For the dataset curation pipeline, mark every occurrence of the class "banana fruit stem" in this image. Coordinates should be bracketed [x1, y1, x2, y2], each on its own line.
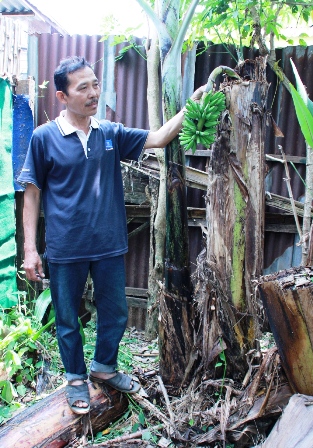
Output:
[205, 65, 241, 94]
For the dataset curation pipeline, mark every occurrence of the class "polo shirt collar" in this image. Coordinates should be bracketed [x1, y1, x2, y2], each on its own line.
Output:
[55, 111, 100, 136]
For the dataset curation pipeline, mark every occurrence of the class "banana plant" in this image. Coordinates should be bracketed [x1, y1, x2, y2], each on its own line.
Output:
[289, 59, 313, 148]
[289, 59, 313, 265]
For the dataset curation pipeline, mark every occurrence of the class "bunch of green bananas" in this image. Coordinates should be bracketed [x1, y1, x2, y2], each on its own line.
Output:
[179, 90, 226, 153]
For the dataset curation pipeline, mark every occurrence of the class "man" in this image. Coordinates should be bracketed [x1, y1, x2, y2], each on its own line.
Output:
[18, 56, 204, 414]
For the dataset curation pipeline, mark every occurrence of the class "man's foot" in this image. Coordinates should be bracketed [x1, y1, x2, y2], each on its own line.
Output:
[89, 371, 140, 394]
[65, 380, 90, 414]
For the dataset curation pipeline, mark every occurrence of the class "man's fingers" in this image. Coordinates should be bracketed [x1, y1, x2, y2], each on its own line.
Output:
[24, 258, 45, 282]
[25, 268, 43, 282]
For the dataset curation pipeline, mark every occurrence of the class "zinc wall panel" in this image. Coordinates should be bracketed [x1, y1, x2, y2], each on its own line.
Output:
[35, 34, 313, 289]
[37, 33, 104, 125]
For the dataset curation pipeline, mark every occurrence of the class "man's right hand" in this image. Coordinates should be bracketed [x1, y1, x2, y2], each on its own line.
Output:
[23, 250, 45, 282]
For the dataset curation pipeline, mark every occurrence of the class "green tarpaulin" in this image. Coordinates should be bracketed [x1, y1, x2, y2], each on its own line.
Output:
[0, 78, 18, 308]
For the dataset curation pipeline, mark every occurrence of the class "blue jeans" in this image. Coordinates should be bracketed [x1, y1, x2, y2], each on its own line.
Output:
[48, 256, 128, 382]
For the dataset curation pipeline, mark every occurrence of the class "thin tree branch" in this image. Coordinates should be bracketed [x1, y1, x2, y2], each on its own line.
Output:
[157, 375, 175, 424]
[89, 424, 163, 446]
[279, 145, 303, 241]
[302, 144, 313, 265]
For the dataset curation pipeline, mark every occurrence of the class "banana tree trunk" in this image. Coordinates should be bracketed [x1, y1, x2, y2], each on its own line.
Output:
[158, 0, 193, 387]
[195, 58, 268, 379]
[136, 0, 200, 386]
[259, 266, 313, 395]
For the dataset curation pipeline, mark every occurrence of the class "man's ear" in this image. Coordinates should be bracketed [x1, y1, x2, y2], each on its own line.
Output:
[56, 90, 67, 105]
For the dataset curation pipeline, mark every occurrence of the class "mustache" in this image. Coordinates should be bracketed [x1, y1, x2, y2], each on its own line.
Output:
[85, 99, 98, 106]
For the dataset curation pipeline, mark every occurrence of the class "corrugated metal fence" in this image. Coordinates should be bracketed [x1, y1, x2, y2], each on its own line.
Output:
[15, 32, 313, 329]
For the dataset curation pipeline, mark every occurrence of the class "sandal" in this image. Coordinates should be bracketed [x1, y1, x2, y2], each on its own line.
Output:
[65, 382, 90, 415]
[89, 372, 141, 394]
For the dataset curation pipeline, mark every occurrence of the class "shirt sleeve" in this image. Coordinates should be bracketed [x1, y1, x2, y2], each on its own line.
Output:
[110, 122, 149, 161]
[16, 130, 47, 190]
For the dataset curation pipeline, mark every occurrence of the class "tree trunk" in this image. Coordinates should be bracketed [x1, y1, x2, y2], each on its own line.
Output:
[157, 0, 192, 387]
[194, 58, 268, 380]
[145, 4, 165, 340]
[0, 382, 128, 447]
[259, 266, 313, 395]
[136, 0, 200, 386]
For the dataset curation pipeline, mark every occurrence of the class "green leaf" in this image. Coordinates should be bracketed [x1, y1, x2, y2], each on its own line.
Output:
[1, 380, 17, 403]
[16, 384, 27, 396]
[4, 350, 21, 367]
[78, 318, 85, 346]
[291, 58, 313, 110]
[34, 288, 52, 322]
[138, 410, 145, 426]
[289, 83, 313, 148]
[142, 430, 152, 441]
[215, 362, 223, 367]
[15, 374, 23, 383]
[299, 38, 307, 47]
[24, 357, 33, 366]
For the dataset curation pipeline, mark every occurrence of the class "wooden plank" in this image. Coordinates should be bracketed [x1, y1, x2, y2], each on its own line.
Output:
[266, 153, 307, 164]
[265, 192, 312, 217]
[187, 207, 206, 219]
[144, 151, 306, 162]
[126, 296, 147, 309]
[185, 149, 212, 157]
[135, 156, 209, 190]
[188, 219, 207, 227]
[126, 204, 150, 218]
[125, 287, 148, 297]
[265, 224, 298, 233]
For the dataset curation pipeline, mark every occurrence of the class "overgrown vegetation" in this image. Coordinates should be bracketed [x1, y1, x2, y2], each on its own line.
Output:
[0, 286, 159, 428]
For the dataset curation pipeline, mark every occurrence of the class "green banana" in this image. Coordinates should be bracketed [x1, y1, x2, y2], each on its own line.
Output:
[179, 90, 226, 153]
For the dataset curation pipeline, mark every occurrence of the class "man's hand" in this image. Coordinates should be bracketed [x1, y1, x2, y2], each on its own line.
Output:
[23, 183, 43, 282]
[23, 249, 45, 282]
[190, 85, 206, 102]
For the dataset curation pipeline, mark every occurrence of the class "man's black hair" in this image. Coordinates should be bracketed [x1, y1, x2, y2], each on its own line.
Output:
[54, 56, 93, 94]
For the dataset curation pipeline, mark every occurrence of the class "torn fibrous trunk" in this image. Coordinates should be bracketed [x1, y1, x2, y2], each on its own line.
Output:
[194, 57, 268, 380]
[259, 266, 313, 395]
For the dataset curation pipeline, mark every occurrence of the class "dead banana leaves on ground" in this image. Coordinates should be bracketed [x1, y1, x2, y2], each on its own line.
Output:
[179, 90, 225, 153]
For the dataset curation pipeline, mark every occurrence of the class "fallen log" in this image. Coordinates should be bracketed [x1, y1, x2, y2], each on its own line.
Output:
[253, 394, 313, 448]
[259, 266, 313, 395]
[0, 381, 128, 447]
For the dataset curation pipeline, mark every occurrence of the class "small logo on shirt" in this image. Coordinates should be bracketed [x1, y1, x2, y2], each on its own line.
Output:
[105, 139, 113, 150]
[22, 168, 30, 172]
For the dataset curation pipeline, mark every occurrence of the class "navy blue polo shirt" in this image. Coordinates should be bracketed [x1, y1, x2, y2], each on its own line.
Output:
[17, 117, 149, 263]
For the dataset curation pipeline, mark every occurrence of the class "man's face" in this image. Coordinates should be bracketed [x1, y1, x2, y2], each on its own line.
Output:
[59, 66, 101, 117]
